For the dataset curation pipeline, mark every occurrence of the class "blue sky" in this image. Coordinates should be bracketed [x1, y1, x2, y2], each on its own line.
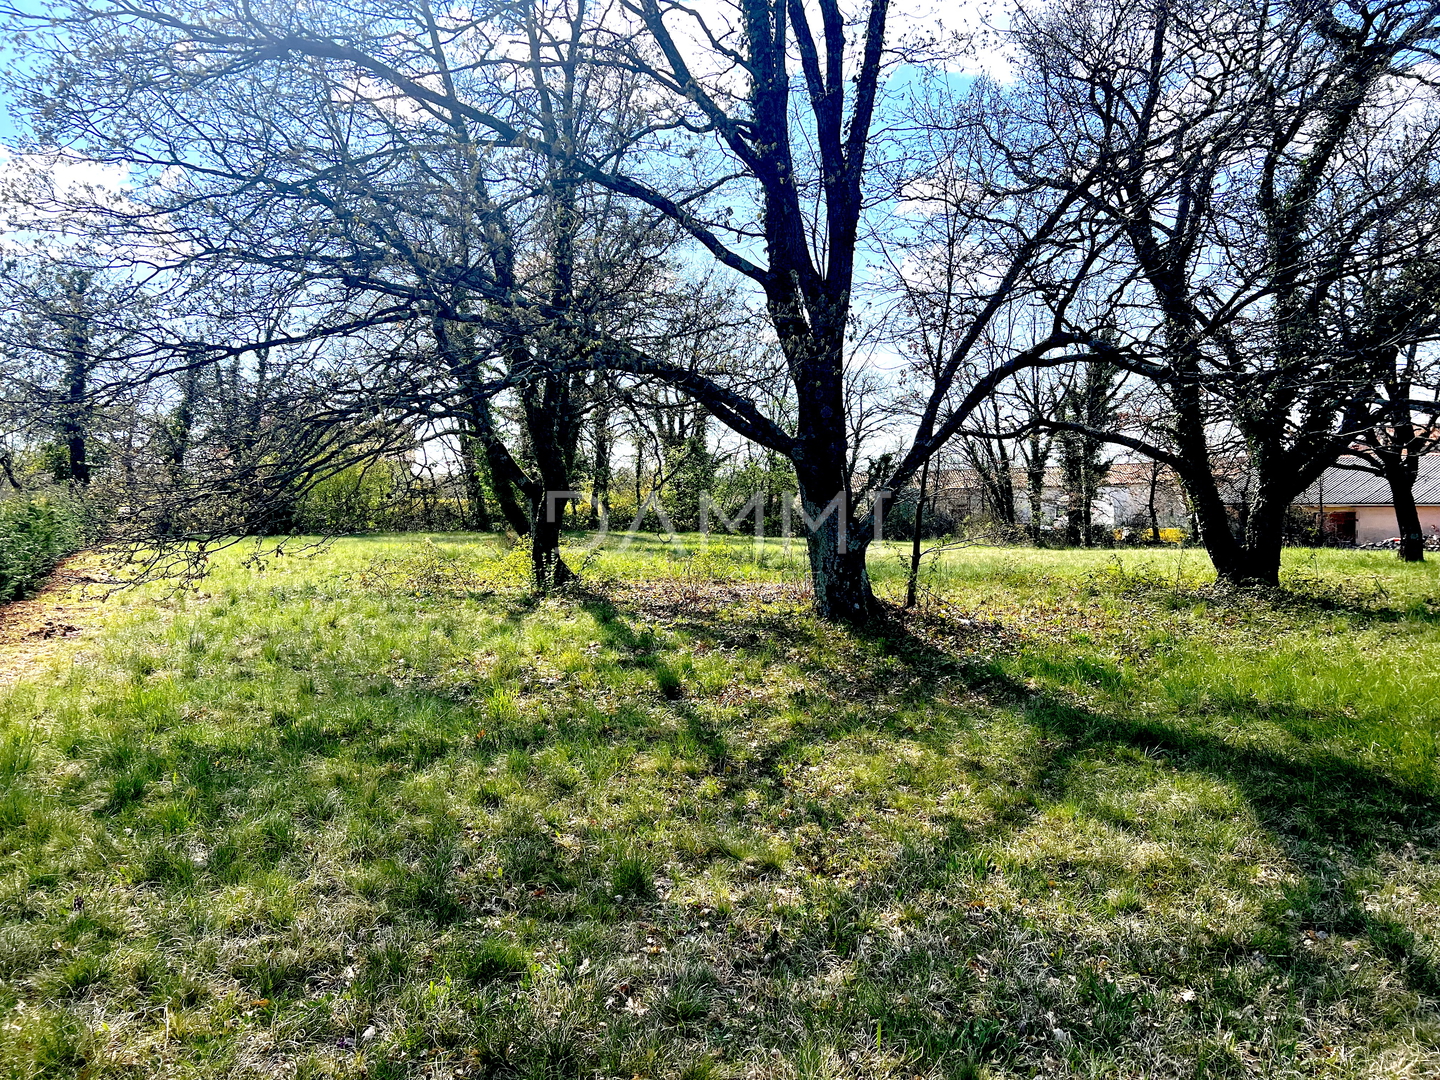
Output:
[0, 33, 33, 147]
[0, 79, 19, 145]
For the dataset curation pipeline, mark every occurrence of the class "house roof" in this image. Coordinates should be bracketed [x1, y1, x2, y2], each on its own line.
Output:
[1297, 455, 1440, 507]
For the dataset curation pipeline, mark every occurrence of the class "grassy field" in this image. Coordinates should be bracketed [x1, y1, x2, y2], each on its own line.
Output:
[0, 534, 1436, 1079]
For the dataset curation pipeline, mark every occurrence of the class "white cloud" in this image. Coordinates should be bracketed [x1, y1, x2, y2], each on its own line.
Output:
[0, 146, 135, 210]
[0, 145, 194, 268]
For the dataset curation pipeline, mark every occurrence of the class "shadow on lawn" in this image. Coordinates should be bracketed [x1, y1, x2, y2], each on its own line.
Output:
[598, 583, 1440, 991]
[858, 606, 1440, 999]
[552, 588, 1439, 1071]
[13, 579, 1435, 1078]
[1029, 697, 1440, 993]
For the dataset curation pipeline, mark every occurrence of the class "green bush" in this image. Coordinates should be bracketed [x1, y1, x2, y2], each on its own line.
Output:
[0, 493, 84, 602]
[292, 461, 402, 534]
[291, 460, 473, 534]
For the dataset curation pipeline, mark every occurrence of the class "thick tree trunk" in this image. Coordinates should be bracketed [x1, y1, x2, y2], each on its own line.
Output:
[1216, 494, 1286, 588]
[529, 491, 575, 590]
[62, 354, 91, 486]
[805, 523, 874, 623]
[1061, 434, 1086, 546]
[788, 346, 876, 623]
[522, 373, 581, 590]
[1193, 511, 1245, 582]
[1381, 453, 1425, 562]
[794, 471, 875, 624]
[1213, 546, 1281, 588]
[524, 445, 573, 589]
[65, 432, 89, 485]
[1224, 538, 1283, 588]
[1172, 461, 1250, 584]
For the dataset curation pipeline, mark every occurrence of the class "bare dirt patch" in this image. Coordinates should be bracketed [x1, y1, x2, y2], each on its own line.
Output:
[0, 558, 110, 685]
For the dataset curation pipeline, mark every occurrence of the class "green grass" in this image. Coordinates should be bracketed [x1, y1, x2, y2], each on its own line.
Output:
[0, 533, 1436, 1078]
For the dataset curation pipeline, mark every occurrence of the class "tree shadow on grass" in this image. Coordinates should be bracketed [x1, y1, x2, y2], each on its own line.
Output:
[10, 579, 1436, 1079]
[596, 586, 1439, 1002]
[859, 606, 1440, 997]
[568, 590, 1440, 1071]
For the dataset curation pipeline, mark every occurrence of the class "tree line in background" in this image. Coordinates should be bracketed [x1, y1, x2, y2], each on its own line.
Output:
[0, 0, 1437, 623]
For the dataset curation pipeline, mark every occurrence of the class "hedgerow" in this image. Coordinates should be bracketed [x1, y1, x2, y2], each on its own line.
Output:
[0, 491, 84, 601]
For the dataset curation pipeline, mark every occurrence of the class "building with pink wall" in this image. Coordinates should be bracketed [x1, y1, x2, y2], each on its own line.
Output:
[1294, 457, 1440, 545]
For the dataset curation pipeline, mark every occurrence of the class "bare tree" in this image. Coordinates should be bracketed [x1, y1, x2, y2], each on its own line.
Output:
[4, 0, 699, 586]
[0, 256, 156, 488]
[5, 0, 1124, 621]
[1347, 346, 1440, 560]
[1008, 0, 1440, 585]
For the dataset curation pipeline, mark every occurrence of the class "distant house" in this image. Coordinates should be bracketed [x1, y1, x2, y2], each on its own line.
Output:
[1294, 456, 1440, 545]
[1090, 462, 1191, 530]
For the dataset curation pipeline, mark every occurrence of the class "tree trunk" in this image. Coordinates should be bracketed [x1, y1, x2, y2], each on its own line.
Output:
[794, 477, 875, 624]
[591, 403, 611, 529]
[523, 404, 574, 588]
[1368, 361, 1427, 564]
[1215, 492, 1286, 588]
[485, 444, 531, 535]
[994, 439, 1016, 525]
[1227, 539, 1283, 588]
[57, 274, 94, 486]
[456, 428, 492, 532]
[468, 397, 531, 536]
[805, 521, 875, 623]
[905, 454, 930, 609]
[787, 328, 876, 624]
[1214, 545, 1281, 588]
[62, 350, 91, 486]
[1381, 452, 1425, 562]
[529, 490, 575, 590]
[1027, 450, 1046, 543]
[527, 495, 574, 590]
[521, 372, 581, 590]
[1171, 460, 1249, 585]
